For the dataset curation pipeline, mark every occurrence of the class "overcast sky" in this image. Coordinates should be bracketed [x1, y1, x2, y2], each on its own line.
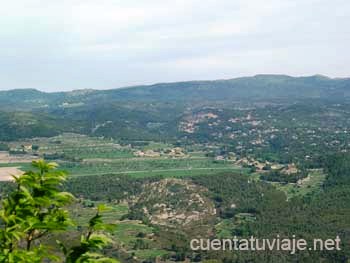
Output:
[0, 0, 349, 91]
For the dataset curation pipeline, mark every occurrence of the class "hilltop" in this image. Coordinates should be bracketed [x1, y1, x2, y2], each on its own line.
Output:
[1, 75, 350, 110]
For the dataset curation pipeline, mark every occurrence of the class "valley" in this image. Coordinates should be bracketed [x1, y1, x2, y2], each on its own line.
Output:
[1, 75, 350, 262]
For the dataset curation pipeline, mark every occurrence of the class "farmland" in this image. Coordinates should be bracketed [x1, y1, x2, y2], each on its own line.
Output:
[0, 110, 348, 262]
[1, 75, 350, 262]
[2, 133, 247, 179]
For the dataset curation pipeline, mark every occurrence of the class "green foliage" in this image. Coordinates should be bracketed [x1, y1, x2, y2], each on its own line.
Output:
[0, 160, 73, 261]
[260, 170, 307, 183]
[0, 160, 118, 263]
[0, 143, 9, 151]
[0, 112, 64, 141]
[1, 75, 349, 142]
[2, 75, 350, 262]
[58, 204, 117, 263]
[243, 154, 350, 262]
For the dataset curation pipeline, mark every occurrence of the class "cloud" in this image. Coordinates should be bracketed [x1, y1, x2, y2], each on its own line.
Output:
[0, 0, 349, 91]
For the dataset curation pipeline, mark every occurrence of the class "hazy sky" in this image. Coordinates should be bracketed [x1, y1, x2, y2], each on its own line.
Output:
[0, 0, 349, 91]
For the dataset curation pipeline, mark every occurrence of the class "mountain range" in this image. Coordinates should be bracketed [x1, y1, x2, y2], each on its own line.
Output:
[1, 75, 350, 111]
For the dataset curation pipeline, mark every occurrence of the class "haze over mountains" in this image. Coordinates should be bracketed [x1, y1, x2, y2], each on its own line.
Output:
[1, 75, 350, 110]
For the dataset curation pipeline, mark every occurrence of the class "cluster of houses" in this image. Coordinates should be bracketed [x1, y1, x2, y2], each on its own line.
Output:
[180, 112, 219, 133]
[235, 156, 298, 174]
[133, 147, 186, 158]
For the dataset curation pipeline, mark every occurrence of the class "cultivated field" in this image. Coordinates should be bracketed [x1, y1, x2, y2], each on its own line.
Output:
[1, 133, 248, 179]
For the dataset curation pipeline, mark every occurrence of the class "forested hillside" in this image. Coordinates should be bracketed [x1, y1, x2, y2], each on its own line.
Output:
[1, 75, 350, 143]
[1, 75, 350, 109]
[1, 75, 350, 262]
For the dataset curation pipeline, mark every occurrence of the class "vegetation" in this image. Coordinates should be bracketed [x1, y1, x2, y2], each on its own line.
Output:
[1, 76, 350, 262]
[0, 160, 118, 263]
[0, 144, 9, 151]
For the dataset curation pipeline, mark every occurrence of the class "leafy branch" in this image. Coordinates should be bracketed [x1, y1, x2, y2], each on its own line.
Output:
[0, 160, 118, 263]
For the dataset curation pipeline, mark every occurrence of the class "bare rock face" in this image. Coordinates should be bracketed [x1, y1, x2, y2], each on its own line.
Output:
[131, 178, 216, 227]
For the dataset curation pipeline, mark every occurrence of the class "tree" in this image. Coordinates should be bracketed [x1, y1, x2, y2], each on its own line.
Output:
[0, 143, 9, 151]
[32, 145, 39, 151]
[0, 160, 118, 263]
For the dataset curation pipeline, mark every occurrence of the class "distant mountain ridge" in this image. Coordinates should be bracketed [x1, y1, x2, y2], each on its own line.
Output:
[0, 74, 350, 142]
[1, 74, 350, 110]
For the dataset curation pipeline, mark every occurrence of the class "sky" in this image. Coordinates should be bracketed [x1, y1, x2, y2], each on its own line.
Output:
[0, 0, 349, 91]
